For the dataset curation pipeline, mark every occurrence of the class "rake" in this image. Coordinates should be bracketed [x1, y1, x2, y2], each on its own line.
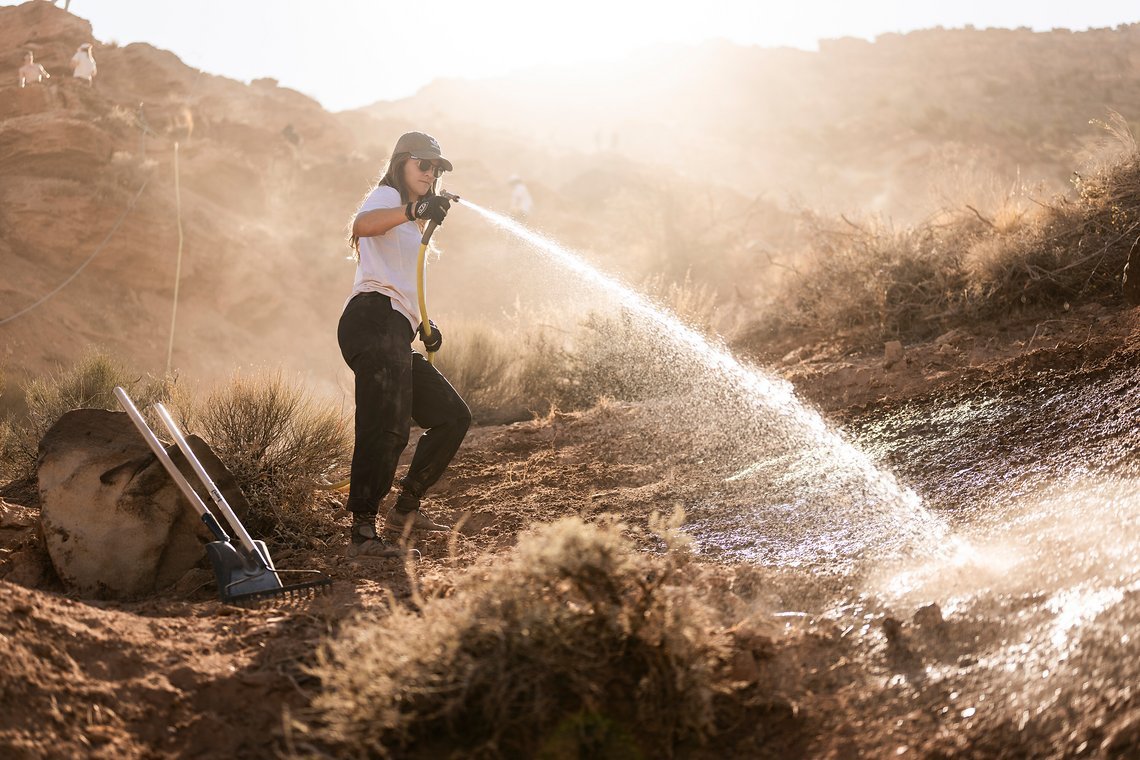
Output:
[114, 387, 332, 605]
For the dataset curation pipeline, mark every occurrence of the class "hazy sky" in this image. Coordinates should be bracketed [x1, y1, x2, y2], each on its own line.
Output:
[8, 0, 1139, 110]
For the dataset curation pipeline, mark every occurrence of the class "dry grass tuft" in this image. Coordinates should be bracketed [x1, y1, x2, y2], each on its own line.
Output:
[1, 351, 169, 485]
[306, 513, 724, 758]
[433, 319, 565, 423]
[188, 371, 349, 544]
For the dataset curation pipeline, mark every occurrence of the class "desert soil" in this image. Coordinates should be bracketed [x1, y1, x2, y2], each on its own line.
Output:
[3, 304, 1140, 758]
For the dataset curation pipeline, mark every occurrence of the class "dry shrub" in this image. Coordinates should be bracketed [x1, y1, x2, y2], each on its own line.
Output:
[756, 127, 1140, 348]
[437, 271, 726, 417]
[963, 136, 1140, 308]
[0, 417, 18, 486]
[757, 213, 984, 347]
[642, 270, 723, 335]
[555, 274, 724, 409]
[307, 514, 724, 758]
[3, 351, 168, 484]
[189, 372, 349, 543]
[433, 320, 564, 423]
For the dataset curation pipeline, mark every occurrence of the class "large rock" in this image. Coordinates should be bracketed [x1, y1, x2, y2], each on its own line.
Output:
[37, 408, 252, 599]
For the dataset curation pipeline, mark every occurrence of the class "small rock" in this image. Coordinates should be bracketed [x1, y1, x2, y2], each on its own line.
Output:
[913, 602, 944, 628]
[882, 616, 904, 643]
[883, 341, 905, 370]
[0, 500, 36, 529]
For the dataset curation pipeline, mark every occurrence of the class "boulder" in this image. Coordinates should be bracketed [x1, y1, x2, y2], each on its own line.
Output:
[37, 408, 251, 599]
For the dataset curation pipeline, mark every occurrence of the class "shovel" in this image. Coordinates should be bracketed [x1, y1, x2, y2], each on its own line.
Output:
[114, 387, 331, 605]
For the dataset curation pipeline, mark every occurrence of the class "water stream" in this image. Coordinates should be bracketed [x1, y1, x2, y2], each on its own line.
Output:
[458, 201, 950, 571]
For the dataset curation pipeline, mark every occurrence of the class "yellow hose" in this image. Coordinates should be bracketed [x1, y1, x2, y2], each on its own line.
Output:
[416, 239, 435, 366]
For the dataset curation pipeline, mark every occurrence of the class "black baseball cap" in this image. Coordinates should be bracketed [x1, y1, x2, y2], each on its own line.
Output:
[392, 131, 453, 172]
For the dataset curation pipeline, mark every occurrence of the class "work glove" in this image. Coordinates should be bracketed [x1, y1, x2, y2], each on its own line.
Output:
[417, 320, 443, 352]
[412, 195, 451, 225]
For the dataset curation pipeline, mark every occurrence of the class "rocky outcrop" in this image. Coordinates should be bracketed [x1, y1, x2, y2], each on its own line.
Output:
[37, 408, 250, 599]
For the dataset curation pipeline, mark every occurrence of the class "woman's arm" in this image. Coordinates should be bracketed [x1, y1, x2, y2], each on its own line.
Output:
[352, 205, 411, 238]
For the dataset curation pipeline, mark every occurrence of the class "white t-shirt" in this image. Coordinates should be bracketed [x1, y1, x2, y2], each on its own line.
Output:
[510, 182, 533, 215]
[70, 52, 95, 81]
[347, 185, 424, 331]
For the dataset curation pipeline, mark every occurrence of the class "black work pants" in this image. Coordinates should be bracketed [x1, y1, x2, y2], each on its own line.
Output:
[337, 292, 471, 516]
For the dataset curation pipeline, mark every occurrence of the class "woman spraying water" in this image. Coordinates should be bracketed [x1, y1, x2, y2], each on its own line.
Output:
[339, 132, 471, 558]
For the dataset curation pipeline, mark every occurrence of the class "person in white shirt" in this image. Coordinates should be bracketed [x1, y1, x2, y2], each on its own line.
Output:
[338, 131, 470, 558]
[18, 51, 50, 87]
[509, 175, 533, 218]
[70, 43, 95, 85]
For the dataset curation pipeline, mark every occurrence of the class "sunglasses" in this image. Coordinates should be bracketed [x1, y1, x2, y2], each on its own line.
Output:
[413, 158, 446, 178]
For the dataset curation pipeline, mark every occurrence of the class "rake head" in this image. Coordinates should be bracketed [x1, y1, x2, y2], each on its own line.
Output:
[223, 570, 333, 607]
[206, 539, 332, 606]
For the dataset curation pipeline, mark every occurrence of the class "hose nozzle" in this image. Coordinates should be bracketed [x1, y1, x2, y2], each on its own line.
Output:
[441, 189, 461, 203]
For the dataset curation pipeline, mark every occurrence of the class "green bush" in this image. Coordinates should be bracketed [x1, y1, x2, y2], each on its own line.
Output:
[188, 372, 350, 543]
[307, 514, 724, 758]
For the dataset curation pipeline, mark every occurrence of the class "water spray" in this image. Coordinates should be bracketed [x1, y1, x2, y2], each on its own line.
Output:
[453, 199, 949, 567]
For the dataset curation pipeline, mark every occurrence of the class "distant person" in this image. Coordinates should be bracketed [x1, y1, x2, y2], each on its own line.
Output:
[136, 102, 154, 154]
[282, 123, 301, 147]
[70, 43, 95, 85]
[338, 131, 470, 558]
[509, 175, 533, 219]
[18, 51, 50, 87]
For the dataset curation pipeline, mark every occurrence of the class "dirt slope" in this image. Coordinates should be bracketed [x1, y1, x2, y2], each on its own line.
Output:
[2, 305, 1139, 757]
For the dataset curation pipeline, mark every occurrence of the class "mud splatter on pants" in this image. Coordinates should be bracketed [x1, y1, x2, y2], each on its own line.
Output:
[337, 292, 471, 517]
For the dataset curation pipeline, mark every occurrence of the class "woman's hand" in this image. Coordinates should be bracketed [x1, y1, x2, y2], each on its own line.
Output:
[417, 320, 443, 352]
[413, 195, 451, 225]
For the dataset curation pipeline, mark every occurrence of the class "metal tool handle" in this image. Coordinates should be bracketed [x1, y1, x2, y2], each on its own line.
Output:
[153, 402, 267, 564]
[113, 387, 231, 541]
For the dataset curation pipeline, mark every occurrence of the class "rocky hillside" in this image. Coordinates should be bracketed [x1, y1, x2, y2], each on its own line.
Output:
[363, 24, 1140, 216]
[4, 1, 1139, 405]
[0, 2, 372, 398]
[1, 2, 792, 403]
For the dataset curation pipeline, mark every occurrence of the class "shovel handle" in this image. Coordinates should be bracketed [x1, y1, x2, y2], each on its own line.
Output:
[153, 403, 267, 564]
[113, 387, 230, 542]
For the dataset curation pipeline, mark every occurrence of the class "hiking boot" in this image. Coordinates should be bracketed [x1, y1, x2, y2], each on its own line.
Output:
[384, 493, 450, 534]
[347, 517, 402, 558]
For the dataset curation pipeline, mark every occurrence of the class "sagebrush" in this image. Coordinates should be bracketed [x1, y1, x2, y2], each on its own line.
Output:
[188, 372, 349, 543]
[307, 514, 725, 758]
[755, 127, 1140, 348]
